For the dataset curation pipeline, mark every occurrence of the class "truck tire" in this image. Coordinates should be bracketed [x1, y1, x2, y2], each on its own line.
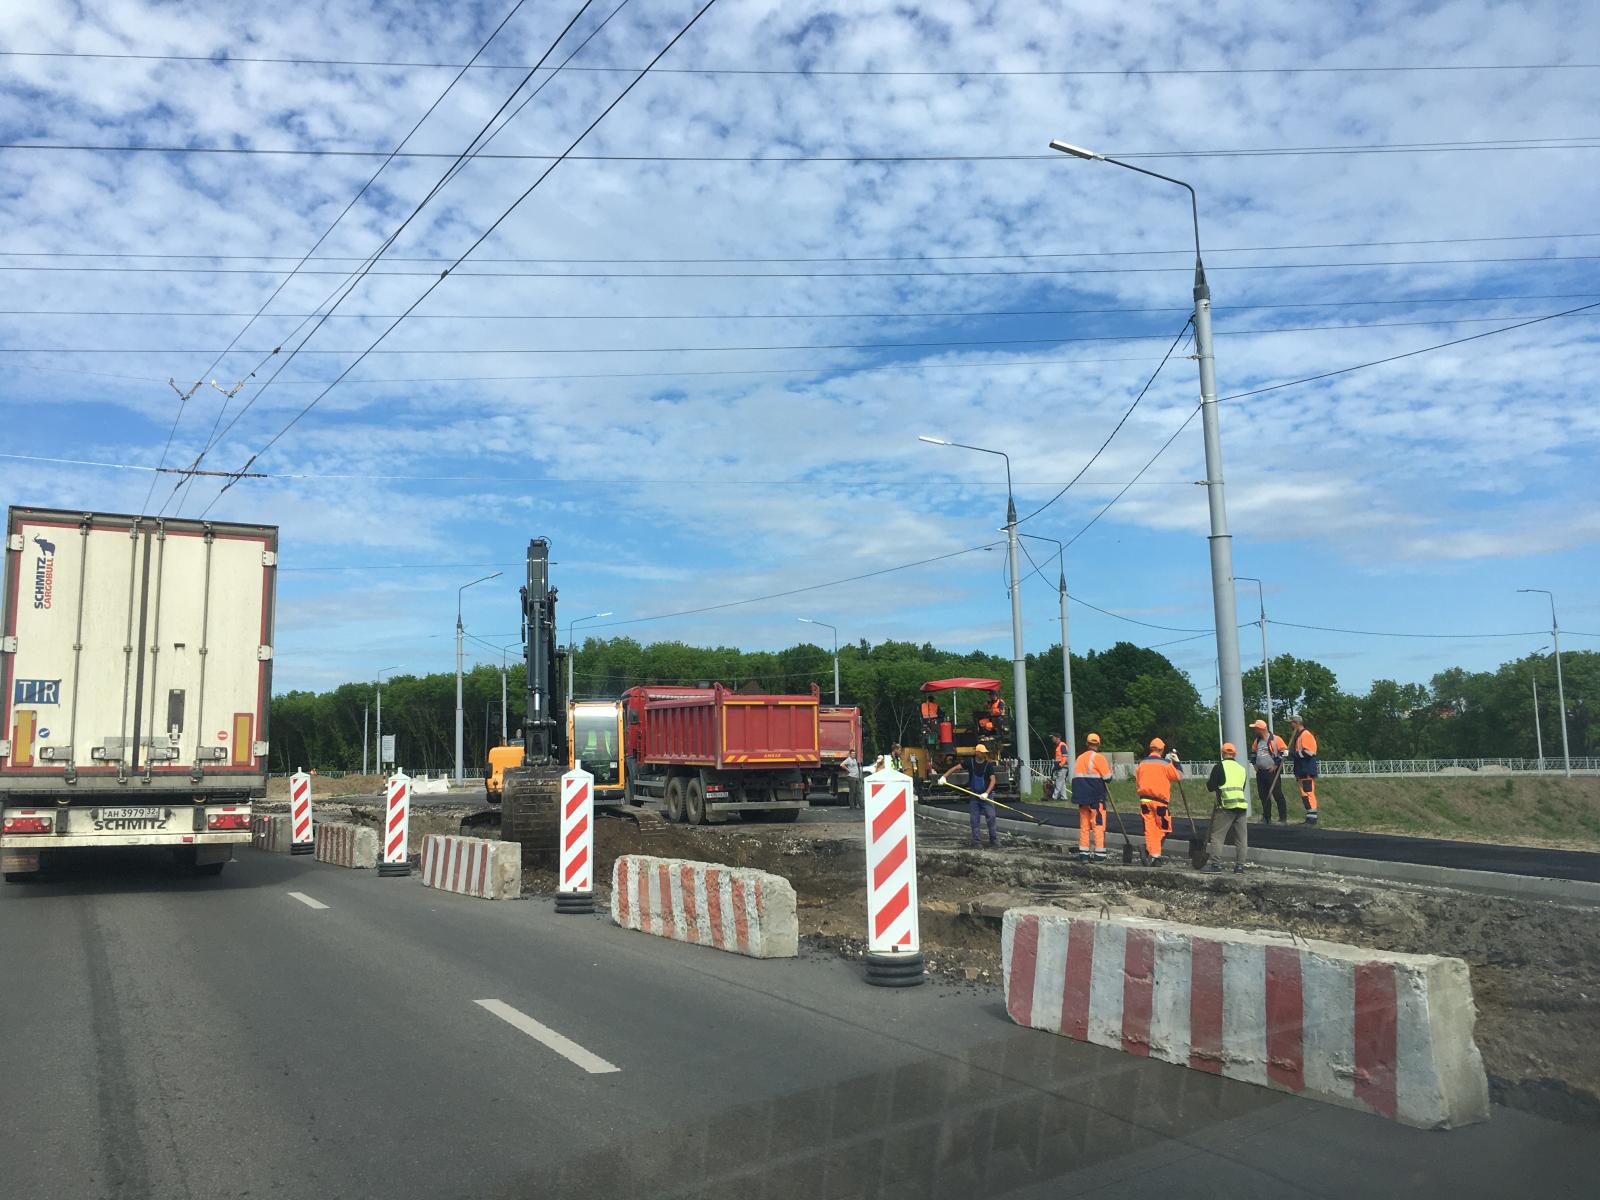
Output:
[665, 776, 687, 823]
[685, 778, 707, 825]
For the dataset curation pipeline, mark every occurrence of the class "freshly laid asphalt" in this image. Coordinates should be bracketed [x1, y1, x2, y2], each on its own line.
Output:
[3, 848, 1597, 1199]
[922, 796, 1600, 883]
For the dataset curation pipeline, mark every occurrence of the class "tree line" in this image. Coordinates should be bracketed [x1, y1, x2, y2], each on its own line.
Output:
[264, 637, 1595, 773]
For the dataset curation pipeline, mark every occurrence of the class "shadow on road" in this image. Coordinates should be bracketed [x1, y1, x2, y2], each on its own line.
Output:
[2, 847, 319, 898]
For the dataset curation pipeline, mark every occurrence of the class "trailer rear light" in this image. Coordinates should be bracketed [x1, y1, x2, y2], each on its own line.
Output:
[2, 815, 53, 834]
[206, 813, 253, 831]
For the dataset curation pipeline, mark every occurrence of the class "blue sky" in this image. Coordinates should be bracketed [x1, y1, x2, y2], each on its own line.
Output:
[1, 0, 1597, 701]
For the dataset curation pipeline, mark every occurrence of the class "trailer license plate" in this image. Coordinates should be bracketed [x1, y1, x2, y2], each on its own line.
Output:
[90, 807, 173, 831]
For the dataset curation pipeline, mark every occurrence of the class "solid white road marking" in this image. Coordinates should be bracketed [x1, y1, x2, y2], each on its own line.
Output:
[288, 891, 329, 910]
[474, 999, 621, 1075]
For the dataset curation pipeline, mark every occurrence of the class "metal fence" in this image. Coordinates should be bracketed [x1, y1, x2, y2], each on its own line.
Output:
[1026, 756, 1600, 781]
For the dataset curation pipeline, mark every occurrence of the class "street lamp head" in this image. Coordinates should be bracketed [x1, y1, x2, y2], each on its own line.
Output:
[917, 435, 951, 446]
[1049, 140, 1105, 161]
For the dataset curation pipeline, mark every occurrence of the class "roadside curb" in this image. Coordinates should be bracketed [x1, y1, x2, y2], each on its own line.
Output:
[914, 802, 1600, 907]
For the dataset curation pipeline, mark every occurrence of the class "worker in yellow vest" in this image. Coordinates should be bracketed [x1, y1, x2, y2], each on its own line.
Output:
[1201, 743, 1250, 874]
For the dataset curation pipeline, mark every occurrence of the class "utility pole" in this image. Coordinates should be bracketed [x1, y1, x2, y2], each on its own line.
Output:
[799, 618, 840, 705]
[1049, 140, 1246, 761]
[374, 664, 399, 775]
[456, 572, 503, 785]
[1235, 576, 1274, 741]
[1519, 590, 1571, 777]
[1021, 533, 1075, 778]
[1533, 668, 1545, 771]
[362, 702, 369, 775]
[919, 436, 1032, 793]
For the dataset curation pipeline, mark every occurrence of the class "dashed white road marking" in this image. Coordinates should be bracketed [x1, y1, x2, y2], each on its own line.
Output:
[288, 891, 329, 910]
[475, 998, 621, 1074]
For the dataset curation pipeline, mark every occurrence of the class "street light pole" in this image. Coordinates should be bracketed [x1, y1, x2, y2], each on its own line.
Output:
[919, 435, 1033, 792]
[1519, 590, 1571, 776]
[1234, 576, 1274, 742]
[1531, 647, 1548, 771]
[566, 612, 614, 704]
[374, 664, 400, 775]
[798, 618, 840, 704]
[1049, 139, 1247, 762]
[456, 572, 503, 784]
[1021, 533, 1075, 779]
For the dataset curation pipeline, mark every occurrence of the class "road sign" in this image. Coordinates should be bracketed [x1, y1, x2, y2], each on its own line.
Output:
[556, 768, 595, 914]
[289, 770, 314, 855]
[380, 734, 395, 766]
[379, 772, 411, 877]
[862, 767, 923, 987]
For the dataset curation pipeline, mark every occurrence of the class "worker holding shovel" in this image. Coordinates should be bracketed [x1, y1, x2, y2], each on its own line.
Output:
[1133, 739, 1184, 866]
[941, 743, 999, 849]
[1070, 732, 1113, 862]
[1201, 742, 1251, 874]
[1250, 719, 1288, 823]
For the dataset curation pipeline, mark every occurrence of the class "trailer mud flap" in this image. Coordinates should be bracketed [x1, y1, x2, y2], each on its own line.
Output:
[11, 709, 35, 766]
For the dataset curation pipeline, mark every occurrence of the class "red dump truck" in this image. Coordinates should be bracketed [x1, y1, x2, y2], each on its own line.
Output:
[807, 704, 862, 805]
[622, 683, 821, 824]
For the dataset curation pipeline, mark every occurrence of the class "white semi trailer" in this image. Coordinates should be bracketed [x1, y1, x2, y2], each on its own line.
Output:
[1, 508, 278, 881]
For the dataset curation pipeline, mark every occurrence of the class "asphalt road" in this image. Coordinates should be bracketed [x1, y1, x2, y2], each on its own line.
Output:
[923, 795, 1600, 882]
[5, 850, 1594, 1200]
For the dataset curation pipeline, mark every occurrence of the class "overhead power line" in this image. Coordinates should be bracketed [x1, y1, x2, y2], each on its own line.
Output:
[199, 0, 724, 514]
[3, 137, 1598, 163]
[6, 229, 1597, 265]
[5, 292, 1598, 323]
[4, 48, 1598, 76]
[1268, 619, 1548, 639]
[8, 253, 1598, 280]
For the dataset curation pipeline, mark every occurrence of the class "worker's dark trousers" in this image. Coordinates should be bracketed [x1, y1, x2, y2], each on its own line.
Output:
[1255, 769, 1287, 822]
[968, 797, 998, 845]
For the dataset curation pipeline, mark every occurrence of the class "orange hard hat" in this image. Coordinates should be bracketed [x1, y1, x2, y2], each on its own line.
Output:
[1086, 732, 1101, 745]
[1222, 742, 1237, 757]
[1250, 719, 1268, 731]
[1148, 737, 1165, 752]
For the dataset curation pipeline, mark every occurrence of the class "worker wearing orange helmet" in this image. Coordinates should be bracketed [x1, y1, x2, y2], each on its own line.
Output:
[1289, 717, 1320, 824]
[1133, 737, 1183, 865]
[1249, 719, 1289, 823]
[1069, 733, 1113, 861]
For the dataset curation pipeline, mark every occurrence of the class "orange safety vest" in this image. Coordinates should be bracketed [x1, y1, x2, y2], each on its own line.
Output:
[1074, 750, 1112, 779]
[1134, 755, 1182, 802]
[1053, 742, 1069, 767]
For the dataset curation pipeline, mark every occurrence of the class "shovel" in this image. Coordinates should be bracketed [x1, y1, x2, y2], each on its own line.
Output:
[936, 776, 1045, 825]
[1174, 779, 1209, 869]
[1108, 797, 1140, 865]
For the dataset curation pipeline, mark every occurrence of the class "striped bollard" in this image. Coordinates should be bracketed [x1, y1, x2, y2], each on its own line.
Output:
[863, 767, 923, 987]
[556, 767, 595, 914]
[379, 771, 411, 877]
[289, 769, 314, 855]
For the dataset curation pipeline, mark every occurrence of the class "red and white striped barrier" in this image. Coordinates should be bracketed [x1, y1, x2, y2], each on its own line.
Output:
[288, 770, 314, 855]
[611, 854, 797, 959]
[251, 814, 290, 853]
[419, 834, 521, 900]
[862, 767, 922, 985]
[1002, 907, 1489, 1129]
[380, 771, 411, 877]
[557, 768, 595, 914]
[314, 822, 378, 869]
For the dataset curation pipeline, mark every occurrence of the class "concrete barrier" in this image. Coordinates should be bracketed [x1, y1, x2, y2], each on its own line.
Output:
[251, 814, 291, 853]
[419, 834, 521, 900]
[412, 776, 452, 795]
[1001, 907, 1489, 1129]
[611, 854, 797, 959]
[315, 821, 379, 869]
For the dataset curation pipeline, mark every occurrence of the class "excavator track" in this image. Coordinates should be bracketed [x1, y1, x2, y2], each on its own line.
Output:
[500, 765, 564, 867]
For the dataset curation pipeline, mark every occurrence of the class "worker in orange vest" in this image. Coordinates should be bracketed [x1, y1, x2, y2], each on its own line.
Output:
[1133, 738, 1183, 865]
[1070, 732, 1113, 862]
[1289, 717, 1320, 824]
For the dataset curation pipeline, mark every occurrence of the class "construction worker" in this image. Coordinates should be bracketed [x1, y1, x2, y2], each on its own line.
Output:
[870, 743, 904, 773]
[1249, 719, 1289, 823]
[1133, 738, 1183, 865]
[1202, 742, 1250, 873]
[1289, 717, 1320, 824]
[919, 698, 941, 748]
[841, 747, 862, 807]
[942, 743, 998, 849]
[1071, 732, 1113, 862]
[1049, 734, 1070, 800]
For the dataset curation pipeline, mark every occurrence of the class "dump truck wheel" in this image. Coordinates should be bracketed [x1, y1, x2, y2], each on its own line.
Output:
[685, 778, 707, 825]
[665, 776, 687, 823]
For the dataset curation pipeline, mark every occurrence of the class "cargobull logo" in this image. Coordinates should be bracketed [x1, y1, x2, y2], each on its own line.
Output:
[31, 536, 56, 610]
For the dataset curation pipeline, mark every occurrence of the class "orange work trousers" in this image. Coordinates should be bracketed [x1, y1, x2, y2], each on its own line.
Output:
[1078, 803, 1105, 852]
[1139, 799, 1171, 860]
[1299, 776, 1319, 813]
